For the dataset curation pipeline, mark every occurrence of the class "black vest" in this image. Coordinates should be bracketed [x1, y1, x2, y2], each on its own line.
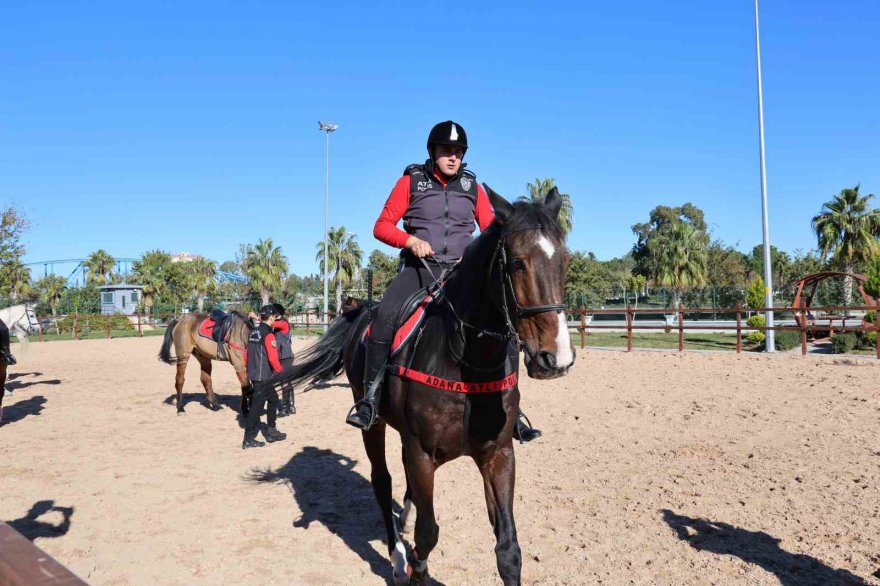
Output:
[402, 161, 479, 263]
[275, 319, 293, 361]
[246, 323, 274, 382]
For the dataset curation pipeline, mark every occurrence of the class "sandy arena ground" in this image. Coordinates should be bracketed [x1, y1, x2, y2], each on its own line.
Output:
[2, 336, 879, 585]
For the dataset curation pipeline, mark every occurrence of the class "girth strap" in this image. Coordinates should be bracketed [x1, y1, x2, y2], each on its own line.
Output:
[388, 365, 517, 394]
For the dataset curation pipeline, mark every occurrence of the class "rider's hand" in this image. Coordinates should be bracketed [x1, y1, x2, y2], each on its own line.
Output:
[405, 236, 434, 258]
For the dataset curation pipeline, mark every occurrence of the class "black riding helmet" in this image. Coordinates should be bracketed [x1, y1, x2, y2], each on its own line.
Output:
[272, 303, 285, 316]
[427, 120, 468, 158]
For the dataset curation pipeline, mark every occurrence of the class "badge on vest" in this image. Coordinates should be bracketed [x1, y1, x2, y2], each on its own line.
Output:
[416, 180, 433, 192]
[460, 177, 472, 191]
[271, 340, 277, 347]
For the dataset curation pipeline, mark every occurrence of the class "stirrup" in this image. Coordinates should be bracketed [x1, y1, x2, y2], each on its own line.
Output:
[345, 400, 379, 430]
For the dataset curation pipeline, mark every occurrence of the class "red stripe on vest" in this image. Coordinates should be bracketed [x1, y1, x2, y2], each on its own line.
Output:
[389, 365, 517, 394]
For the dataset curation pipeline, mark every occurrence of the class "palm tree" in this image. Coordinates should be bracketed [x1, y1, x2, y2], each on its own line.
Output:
[1, 260, 32, 302]
[132, 250, 172, 316]
[35, 274, 66, 333]
[524, 177, 574, 235]
[244, 239, 288, 306]
[83, 249, 116, 285]
[183, 257, 217, 312]
[812, 184, 880, 307]
[315, 227, 364, 313]
[655, 221, 708, 308]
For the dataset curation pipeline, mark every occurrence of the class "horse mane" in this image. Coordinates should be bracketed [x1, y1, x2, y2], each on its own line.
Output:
[227, 310, 254, 330]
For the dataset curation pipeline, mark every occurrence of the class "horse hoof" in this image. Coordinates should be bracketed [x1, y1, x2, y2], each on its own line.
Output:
[209, 403, 222, 412]
[177, 408, 185, 415]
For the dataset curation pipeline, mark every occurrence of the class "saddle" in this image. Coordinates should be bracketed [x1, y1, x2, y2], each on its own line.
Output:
[363, 279, 448, 359]
[198, 311, 234, 360]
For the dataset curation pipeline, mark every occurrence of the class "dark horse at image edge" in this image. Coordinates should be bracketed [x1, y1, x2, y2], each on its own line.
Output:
[283, 186, 575, 585]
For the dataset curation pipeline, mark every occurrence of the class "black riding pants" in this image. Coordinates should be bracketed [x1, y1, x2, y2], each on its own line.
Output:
[246, 380, 279, 435]
[279, 357, 294, 406]
[0, 319, 9, 355]
[371, 258, 453, 345]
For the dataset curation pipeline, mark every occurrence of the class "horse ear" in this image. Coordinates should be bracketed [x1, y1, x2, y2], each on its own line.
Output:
[484, 183, 513, 224]
[544, 186, 562, 219]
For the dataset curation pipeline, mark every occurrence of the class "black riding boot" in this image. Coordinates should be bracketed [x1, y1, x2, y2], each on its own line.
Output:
[0, 327, 15, 366]
[345, 338, 391, 430]
[513, 409, 542, 443]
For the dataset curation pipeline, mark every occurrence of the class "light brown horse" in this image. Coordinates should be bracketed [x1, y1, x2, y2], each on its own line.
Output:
[158, 311, 253, 414]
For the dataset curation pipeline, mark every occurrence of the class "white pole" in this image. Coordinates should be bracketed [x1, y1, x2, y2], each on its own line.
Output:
[755, 0, 775, 352]
[323, 130, 330, 332]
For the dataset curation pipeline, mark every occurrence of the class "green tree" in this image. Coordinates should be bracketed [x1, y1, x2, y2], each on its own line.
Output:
[131, 250, 173, 315]
[243, 238, 288, 306]
[315, 227, 363, 312]
[565, 251, 613, 308]
[0, 259, 33, 302]
[367, 249, 398, 299]
[632, 203, 707, 281]
[523, 177, 574, 235]
[748, 244, 792, 292]
[181, 257, 217, 312]
[35, 274, 67, 316]
[0, 207, 29, 267]
[83, 249, 116, 285]
[864, 257, 880, 301]
[746, 277, 765, 310]
[625, 274, 647, 309]
[812, 184, 880, 307]
[655, 221, 708, 308]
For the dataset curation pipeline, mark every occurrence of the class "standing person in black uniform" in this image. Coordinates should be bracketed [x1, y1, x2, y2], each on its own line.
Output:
[242, 305, 288, 449]
[272, 303, 296, 417]
[0, 318, 16, 365]
[344, 120, 542, 442]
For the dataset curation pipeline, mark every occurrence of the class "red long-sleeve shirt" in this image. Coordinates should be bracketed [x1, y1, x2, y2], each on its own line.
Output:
[263, 331, 283, 373]
[373, 172, 495, 249]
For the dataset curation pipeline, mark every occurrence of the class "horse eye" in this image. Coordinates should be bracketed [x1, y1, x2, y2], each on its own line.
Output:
[510, 258, 526, 272]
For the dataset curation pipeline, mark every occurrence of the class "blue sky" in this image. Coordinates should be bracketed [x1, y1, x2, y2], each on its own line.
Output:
[3, 1, 878, 277]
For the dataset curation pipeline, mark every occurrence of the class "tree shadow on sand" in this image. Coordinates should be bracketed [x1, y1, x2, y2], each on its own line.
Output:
[7, 500, 74, 541]
[1, 395, 47, 426]
[246, 446, 447, 585]
[662, 509, 870, 585]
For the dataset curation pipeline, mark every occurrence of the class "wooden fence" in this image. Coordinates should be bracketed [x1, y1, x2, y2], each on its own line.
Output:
[572, 303, 880, 359]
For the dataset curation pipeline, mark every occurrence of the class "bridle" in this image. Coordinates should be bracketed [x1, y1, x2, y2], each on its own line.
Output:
[420, 225, 567, 344]
[11, 303, 39, 336]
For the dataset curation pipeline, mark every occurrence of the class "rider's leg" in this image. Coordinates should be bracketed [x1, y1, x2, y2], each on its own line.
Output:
[0, 320, 15, 366]
[346, 259, 432, 430]
[513, 408, 542, 443]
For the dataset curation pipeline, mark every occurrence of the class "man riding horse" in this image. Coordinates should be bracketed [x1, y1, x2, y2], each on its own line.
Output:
[345, 120, 542, 442]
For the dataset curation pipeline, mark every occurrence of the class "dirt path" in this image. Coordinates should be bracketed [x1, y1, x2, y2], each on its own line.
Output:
[1, 337, 878, 585]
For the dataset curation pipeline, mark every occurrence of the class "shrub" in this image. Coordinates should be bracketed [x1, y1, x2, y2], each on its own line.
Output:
[746, 331, 766, 345]
[773, 331, 800, 351]
[747, 314, 765, 328]
[831, 333, 857, 354]
[858, 331, 877, 349]
[864, 310, 876, 325]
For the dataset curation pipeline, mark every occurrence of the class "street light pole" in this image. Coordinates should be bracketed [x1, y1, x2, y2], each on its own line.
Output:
[754, 0, 775, 352]
[318, 121, 338, 332]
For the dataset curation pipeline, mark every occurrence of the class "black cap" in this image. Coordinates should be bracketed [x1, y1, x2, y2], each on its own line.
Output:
[272, 303, 285, 315]
[427, 120, 468, 156]
[259, 304, 277, 317]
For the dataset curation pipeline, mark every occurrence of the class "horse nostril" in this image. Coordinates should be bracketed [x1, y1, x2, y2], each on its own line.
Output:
[537, 351, 557, 370]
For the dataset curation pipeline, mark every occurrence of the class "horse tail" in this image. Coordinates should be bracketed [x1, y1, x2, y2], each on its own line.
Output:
[285, 305, 370, 391]
[158, 318, 179, 364]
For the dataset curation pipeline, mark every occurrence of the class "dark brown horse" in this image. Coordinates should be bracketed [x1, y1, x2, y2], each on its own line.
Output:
[283, 186, 575, 585]
[158, 311, 254, 414]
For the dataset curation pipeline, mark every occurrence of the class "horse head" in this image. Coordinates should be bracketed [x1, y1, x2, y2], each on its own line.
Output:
[485, 184, 575, 380]
[6, 304, 40, 338]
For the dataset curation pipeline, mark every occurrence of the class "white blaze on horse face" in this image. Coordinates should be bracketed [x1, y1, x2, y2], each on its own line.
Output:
[555, 312, 574, 367]
[536, 234, 556, 259]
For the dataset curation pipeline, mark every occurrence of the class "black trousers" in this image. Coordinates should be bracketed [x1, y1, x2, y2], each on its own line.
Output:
[279, 357, 294, 406]
[0, 319, 10, 356]
[245, 380, 279, 436]
[371, 258, 453, 345]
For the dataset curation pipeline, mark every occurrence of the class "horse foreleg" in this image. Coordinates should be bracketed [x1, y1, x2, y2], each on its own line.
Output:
[399, 448, 416, 534]
[475, 445, 521, 586]
[195, 353, 221, 411]
[404, 445, 439, 585]
[175, 360, 188, 414]
[362, 423, 410, 584]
